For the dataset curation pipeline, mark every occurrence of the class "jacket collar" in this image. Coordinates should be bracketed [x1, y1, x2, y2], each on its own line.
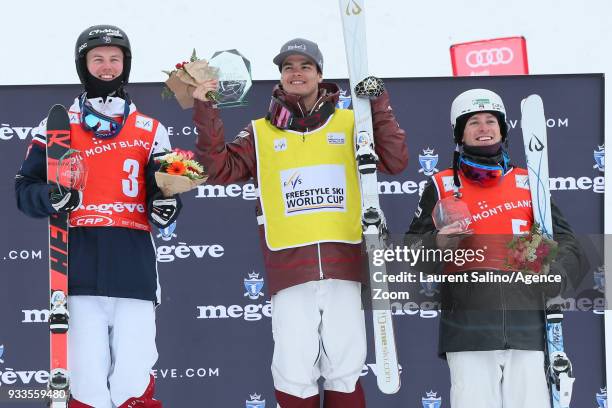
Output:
[272, 82, 340, 117]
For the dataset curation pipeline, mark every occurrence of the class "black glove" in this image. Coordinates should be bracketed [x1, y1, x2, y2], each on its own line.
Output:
[539, 262, 566, 298]
[50, 186, 82, 213]
[355, 76, 385, 99]
[149, 192, 181, 227]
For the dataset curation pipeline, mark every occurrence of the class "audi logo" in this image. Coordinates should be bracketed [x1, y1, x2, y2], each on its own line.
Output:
[465, 47, 514, 68]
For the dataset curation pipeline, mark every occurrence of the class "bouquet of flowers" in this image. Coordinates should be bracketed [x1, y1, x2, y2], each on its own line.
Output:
[162, 49, 219, 109]
[154, 148, 208, 196]
[505, 223, 558, 274]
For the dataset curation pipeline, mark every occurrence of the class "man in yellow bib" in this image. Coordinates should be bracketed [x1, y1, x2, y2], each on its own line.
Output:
[192, 38, 408, 408]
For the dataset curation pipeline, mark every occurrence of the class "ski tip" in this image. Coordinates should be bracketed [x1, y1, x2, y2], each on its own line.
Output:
[48, 104, 68, 117]
[521, 94, 543, 107]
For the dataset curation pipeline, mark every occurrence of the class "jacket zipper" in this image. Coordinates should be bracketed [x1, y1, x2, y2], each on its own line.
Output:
[317, 243, 324, 279]
[500, 280, 508, 347]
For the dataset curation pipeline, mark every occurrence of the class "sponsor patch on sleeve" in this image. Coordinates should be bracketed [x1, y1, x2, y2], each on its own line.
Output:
[135, 115, 154, 132]
[442, 176, 455, 192]
[515, 174, 529, 190]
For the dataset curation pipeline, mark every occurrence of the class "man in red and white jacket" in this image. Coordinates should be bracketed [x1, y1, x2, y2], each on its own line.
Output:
[15, 25, 180, 408]
[192, 38, 407, 407]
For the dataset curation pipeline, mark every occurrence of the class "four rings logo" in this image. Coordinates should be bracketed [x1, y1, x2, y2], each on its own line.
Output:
[466, 47, 514, 68]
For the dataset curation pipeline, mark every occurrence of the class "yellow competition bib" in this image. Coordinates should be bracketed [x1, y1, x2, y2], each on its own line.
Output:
[253, 109, 362, 250]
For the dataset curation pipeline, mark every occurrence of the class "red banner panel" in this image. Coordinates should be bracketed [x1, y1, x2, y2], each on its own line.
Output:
[451, 36, 529, 76]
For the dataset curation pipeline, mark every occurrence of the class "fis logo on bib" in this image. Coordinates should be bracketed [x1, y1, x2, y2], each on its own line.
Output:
[135, 115, 153, 132]
[596, 387, 607, 408]
[336, 89, 352, 109]
[441, 176, 455, 192]
[418, 148, 439, 176]
[246, 393, 266, 408]
[0, 344, 4, 363]
[422, 390, 442, 408]
[594, 144, 604, 172]
[244, 272, 264, 300]
[274, 138, 287, 152]
[515, 174, 529, 190]
[283, 172, 303, 189]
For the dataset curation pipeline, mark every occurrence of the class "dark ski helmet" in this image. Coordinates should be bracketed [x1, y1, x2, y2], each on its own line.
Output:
[75, 25, 132, 86]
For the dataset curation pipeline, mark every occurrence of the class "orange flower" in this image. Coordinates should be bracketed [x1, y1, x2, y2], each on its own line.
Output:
[166, 161, 186, 175]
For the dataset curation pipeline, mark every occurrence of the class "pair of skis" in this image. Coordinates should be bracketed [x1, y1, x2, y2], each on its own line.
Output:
[521, 95, 575, 408]
[339, 0, 401, 394]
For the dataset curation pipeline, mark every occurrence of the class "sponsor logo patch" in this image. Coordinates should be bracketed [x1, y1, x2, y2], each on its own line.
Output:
[135, 115, 153, 132]
[327, 132, 345, 145]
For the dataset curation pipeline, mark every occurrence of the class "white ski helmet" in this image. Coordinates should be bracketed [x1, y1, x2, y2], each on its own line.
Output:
[450, 88, 507, 144]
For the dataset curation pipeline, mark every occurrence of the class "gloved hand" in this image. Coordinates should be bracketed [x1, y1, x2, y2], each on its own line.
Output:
[50, 186, 82, 213]
[541, 275, 563, 299]
[149, 191, 181, 227]
[539, 262, 566, 298]
[435, 221, 473, 250]
[355, 76, 385, 99]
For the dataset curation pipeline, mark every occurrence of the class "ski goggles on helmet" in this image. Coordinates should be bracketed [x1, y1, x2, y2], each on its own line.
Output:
[458, 156, 505, 187]
[79, 94, 129, 139]
[267, 97, 294, 129]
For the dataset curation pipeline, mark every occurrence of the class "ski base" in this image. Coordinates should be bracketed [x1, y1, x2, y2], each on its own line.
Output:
[545, 305, 575, 408]
[46, 104, 72, 406]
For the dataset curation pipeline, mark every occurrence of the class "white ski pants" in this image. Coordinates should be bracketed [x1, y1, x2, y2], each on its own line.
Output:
[446, 350, 551, 408]
[68, 296, 158, 408]
[271, 279, 367, 398]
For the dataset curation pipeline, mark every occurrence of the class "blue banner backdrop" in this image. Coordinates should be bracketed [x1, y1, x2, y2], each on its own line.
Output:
[0, 74, 605, 407]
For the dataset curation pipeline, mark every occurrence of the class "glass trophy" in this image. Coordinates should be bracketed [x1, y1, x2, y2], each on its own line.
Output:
[432, 196, 472, 231]
[54, 149, 88, 196]
[208, 49, 252, 108]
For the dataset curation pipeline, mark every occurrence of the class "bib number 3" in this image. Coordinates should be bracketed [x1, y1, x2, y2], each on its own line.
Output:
[122, 159, 139, 197]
